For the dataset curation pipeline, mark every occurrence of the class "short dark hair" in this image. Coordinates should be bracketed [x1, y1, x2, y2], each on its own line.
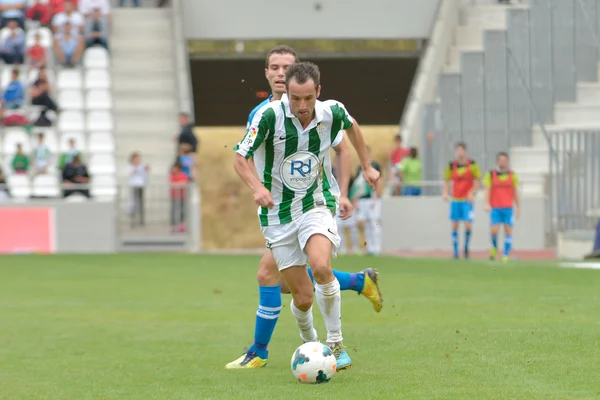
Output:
[410, 147, 418, 158]
[497, 151, 509, 159]
[37, 132, 44, 139]
[395, 134, 402, 141]
[285, 62, 320, 90]
[265, 45, 298, 68]
[456, 141, 467, 150]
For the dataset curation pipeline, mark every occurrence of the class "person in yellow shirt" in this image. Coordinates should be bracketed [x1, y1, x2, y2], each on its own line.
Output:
[483, 152, 521, 262]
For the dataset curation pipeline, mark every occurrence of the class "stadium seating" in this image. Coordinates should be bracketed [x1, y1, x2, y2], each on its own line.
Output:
[1, 6, 115, 200]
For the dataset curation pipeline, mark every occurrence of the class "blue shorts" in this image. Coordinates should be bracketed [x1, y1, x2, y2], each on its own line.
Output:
[490, 208, 514, 226]
[450, 201, 474, 222]
[402, 187, 421, 196]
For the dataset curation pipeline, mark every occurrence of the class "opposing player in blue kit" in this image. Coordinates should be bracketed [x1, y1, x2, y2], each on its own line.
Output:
[226, 46, 383, 370]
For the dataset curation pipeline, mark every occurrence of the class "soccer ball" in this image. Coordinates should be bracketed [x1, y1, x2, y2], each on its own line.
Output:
[290, 342, 337, 384]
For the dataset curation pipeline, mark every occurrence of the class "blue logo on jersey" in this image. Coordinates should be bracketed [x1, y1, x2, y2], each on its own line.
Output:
[291, 159, 312, 177]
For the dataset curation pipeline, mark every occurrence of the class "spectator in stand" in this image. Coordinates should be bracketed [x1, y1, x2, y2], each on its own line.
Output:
[52, 0, 84, 35]
[119, 0, 139, 7]
[176, 112, 197, 154]
[84, 7, 108, 49]
[157, 0, 168, 7]
[11, 143, 29, 174]
[49, 0, 78, 16]
[388, 134, 410, 196]
[31, 68, 59, 113]
[170, 161, 188, 233]
[396, 147, 422, 196]
[3, 68, 23, 109]
[53, 21, 84, 67]
[27, 32, 47, 68]
[26, 0, 52, 26]
[0, 0, 26, 29]
[79, 0, 110, 17]
[58, 138, 82, 169]
[0, 167, 9, 200]
[1, 19, 24, 64]
[177, 142, 195, 181]
[62, 154, 90, 198]
[32, 132, 52, 175]
[128, 152, 149, 228]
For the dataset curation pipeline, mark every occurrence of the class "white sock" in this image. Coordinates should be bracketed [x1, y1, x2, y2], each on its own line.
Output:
[314, 278, 342, 345]
[290, 300, 318, 343]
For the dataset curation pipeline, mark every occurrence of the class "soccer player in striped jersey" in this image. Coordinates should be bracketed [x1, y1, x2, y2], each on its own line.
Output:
[233, 62, 380, 371]
[443, 142, 481, 259]
[225, 47, 383, 370]
[484, 152, 520, 262]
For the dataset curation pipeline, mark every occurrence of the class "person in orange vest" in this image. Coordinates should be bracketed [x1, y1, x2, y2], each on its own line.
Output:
[443, 142, 481, 259]
[483, 152, 521, 262]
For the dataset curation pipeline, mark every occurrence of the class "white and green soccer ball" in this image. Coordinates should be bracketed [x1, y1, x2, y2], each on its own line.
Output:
[290, 342, 337, 384]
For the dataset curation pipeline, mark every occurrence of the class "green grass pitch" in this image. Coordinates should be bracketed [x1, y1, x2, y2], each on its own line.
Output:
[1, 254, 599, 399]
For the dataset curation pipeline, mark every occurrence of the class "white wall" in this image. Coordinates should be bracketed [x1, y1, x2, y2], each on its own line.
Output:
[181, 0, 440, 39]
[382, 196, 548, 252]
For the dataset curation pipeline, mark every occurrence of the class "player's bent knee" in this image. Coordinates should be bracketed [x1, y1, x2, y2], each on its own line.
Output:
[292, 291, 313, 311]
[256, 255, 280, 286]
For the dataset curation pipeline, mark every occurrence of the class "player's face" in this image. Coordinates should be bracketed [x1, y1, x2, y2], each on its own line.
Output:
[265, 53, 296, 95]
[455, 146, 466, 160]
[497, 155, 509, 170]
[287, 79, 321, 123]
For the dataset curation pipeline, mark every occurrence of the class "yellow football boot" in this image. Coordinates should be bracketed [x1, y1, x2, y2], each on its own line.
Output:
[225, 351, 267, 369]
[360, 268, 383, 313]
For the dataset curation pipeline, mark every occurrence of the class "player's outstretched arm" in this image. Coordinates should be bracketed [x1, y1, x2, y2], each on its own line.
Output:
[345, 120, 380, 189]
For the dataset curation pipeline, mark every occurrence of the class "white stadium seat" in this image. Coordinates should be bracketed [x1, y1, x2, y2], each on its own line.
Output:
[59, 132, 86, 153]
[57, 69, 83, 90]
[84, 69, 111, 89]
[91, 174, 117, 198]
[65, 193, 88, 202]
[27, 0, 49, 6]
[0, 27, 11, 44]
[58, 111, 85, 131]
[3, 129, 30, 154]
[89, 153, 116, 175]
[86, 89, 112, 110]
[26, 27, 52, 48]
[88, 132, 115, 153]
[87, 111, 113, 131]
[58, 90, 85, 110]
[32, 174, 60, 197]
[83, 47, 109, 69]
[7, 174, 31, 199]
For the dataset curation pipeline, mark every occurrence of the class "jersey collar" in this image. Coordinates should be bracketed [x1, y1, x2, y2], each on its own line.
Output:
[281, 94, 325, 124]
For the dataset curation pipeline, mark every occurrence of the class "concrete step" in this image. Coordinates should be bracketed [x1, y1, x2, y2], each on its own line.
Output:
[577, 82, 600, 103]
[112, 8, 171, 22]
[111, 56, 173, 73]
[114, 96, 177, 111]
[455, 24, 505, 47]
[115, 111, 178, 132]
[465, 5, 508, 26]
[510, 146, 549, 172]
[110, 39, 172, 53]
[447, 46, 484, 71]
[555, 103, 600, 125]
[112, 75, 175, 93]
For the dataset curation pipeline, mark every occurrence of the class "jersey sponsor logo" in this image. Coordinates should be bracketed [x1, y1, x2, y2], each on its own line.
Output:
[317, 123, 326, 136]
[280, 151, 321, 191]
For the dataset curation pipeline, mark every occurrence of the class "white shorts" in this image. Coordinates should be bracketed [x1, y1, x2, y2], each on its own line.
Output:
[261, 206, 341, 271]
[356, 198, 382, 222]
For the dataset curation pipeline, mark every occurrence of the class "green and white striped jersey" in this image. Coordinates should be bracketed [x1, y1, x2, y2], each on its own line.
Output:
[235, 94, 354, 227]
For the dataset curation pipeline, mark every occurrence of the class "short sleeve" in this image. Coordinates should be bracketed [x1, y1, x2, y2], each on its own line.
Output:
[512, 173, 519, 188]
[234, 106, 276, 159]
[443, 164, 452, 181]
[328, 101, 354, 132]
[331, 131, 343, 147]
[471, 162, 482, 179]
[483, 171, 492, 187]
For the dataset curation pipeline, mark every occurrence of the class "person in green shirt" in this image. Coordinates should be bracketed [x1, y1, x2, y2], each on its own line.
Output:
[397, 147, 422, 196]
[11, 143, 29, 174]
